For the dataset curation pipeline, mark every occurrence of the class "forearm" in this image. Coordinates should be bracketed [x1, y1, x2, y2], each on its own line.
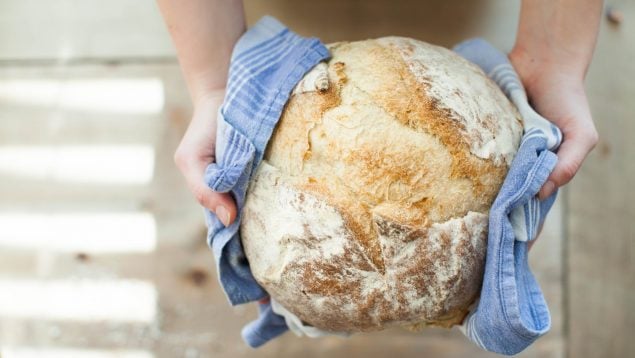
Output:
[156, 0, 245, 103]
[511, 0, 603, 85]
[508, 0, 601, 199]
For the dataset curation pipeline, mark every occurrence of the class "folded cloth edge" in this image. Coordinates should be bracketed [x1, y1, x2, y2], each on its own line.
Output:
[203, 14, 331, 308]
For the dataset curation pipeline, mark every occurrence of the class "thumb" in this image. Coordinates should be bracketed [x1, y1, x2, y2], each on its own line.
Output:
[191, 182, 237, 227]
[175, 153, 238, 227]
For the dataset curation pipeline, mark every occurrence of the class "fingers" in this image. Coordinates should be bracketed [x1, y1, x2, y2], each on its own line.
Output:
[174, 149, 238, 227]
[193, 184, 237, 227]
[538, 124, 598, 200]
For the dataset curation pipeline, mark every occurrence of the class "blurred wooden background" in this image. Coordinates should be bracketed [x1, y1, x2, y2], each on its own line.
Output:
[0, 1, 632, 357]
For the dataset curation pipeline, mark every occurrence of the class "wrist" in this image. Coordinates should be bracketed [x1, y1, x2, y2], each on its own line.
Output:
[193, 88, 226, 110]
[187, 69, 228, 106]
[509, 46, 585, 96]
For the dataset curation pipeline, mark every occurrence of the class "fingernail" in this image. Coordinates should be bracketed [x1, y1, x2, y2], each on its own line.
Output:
[215, 205, 230, 227]
[538, 181, 555, 201]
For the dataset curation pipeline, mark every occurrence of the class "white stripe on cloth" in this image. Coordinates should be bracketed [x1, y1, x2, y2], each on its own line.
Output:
[489, 64, 562, 150]
[226, 35, 303, 106]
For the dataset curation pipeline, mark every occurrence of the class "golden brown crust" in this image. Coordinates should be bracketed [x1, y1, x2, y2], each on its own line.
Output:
[241, 37, 523, 332]
[362, 40, 509, 207]
[241, 165, 488, 331]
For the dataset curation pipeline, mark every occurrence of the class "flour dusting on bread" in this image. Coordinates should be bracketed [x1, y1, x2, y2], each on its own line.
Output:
[241, 37, 523, 333]
[378, 37, 521, 166]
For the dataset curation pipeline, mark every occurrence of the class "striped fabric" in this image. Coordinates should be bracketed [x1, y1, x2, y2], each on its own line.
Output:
[203, 17, 563, 353]
[454, 38, 562, 355]
[201, 16, 330, 347]
[489, 61, 562, 243]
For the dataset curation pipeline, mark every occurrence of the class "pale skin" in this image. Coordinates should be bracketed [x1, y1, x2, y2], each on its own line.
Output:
[156, 0, 601, 229]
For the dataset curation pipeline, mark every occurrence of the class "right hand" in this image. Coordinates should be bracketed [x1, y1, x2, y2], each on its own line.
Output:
[174, 90, 237, 227]
[509, 49, 599, 201]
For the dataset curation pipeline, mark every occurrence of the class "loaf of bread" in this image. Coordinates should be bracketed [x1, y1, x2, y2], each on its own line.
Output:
[240, 37, 523, 332]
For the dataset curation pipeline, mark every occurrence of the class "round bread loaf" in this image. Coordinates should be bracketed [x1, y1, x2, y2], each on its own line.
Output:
[240, 37, 523, 332]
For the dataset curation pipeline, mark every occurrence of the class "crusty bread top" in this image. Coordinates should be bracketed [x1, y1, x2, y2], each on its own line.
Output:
[241, 37, 523, 332]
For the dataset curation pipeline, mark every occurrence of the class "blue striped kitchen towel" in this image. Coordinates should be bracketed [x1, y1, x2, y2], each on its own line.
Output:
[203, 15, 563, 353]
[201, 16, 330, 346]
[453, 38, 563, 355]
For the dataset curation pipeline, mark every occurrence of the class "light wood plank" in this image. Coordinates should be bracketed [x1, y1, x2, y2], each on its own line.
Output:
[0, 0, 175, 61]
[567, 1, 635, 357]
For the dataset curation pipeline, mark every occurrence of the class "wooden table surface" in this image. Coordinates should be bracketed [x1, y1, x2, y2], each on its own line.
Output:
[0, 1, 632, 357]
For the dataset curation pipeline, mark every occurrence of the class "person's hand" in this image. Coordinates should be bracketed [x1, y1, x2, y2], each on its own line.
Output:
[509, 51, 599, 201]
[174, 90, 237, 227]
